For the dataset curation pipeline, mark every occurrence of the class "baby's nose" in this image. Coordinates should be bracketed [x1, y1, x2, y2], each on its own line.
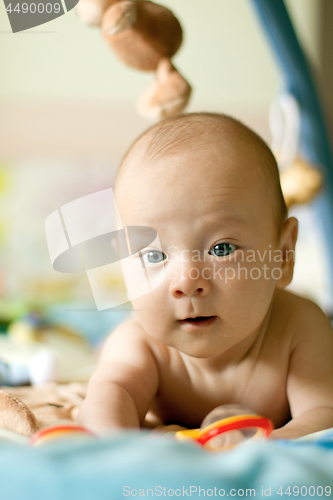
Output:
[169, 262, 210, 298]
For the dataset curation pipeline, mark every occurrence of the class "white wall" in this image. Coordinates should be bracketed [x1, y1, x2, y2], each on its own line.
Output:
[0, 0, 324, 161]
[0, 1, 321, 110]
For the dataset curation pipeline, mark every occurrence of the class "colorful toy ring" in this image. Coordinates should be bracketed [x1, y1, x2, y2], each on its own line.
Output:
[30, 424, 96, 446]
[176, 414, 273, 449]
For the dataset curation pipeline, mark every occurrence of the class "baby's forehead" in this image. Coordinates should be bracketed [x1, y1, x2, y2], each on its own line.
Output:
[121, 135, 264, 190]
[115, 114, 286, 232]
[119, 117, 266, 180]
[117, 147, 266, 221]
[118, 148, 268, 223]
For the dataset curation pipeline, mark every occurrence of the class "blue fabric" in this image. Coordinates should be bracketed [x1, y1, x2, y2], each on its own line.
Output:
[249, 0, 333, 299]
[1, 433, 333, 500]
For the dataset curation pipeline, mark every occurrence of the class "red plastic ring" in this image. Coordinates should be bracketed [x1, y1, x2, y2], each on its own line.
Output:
[197, 417, 273, 445]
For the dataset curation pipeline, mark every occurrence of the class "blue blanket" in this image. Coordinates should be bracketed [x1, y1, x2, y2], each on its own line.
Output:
[1, 431, 333, 500]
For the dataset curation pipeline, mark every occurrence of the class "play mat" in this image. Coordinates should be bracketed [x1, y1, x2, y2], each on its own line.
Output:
[0, 411, 333, 500]
[0, 383, 331, 500]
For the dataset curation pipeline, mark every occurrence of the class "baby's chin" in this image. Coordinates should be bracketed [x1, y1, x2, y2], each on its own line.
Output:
[146, 329, 226, 359]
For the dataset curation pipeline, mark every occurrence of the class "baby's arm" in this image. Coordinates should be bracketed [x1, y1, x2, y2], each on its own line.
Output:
[76, 318, 159, 433]
[271, 300, 333, 440]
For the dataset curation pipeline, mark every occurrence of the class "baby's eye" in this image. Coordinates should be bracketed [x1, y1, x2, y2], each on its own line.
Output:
[142, 250, 167, 264]
[209, 243, 237, 258]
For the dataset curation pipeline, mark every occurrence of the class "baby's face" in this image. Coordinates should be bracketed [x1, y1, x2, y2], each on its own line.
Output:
[116, 144, 285, 359]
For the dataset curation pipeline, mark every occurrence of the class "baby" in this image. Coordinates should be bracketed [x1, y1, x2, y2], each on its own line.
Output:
[77, 112, 333, 439]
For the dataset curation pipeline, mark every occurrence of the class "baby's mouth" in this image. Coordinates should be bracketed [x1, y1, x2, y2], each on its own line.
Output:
[178, 316, 217, 328]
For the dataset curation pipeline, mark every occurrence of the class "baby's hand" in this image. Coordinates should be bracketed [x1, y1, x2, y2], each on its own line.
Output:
[207, 429, 246, 448]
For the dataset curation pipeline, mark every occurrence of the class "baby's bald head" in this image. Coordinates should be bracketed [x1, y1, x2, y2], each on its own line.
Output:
[115, 112, 287, 235]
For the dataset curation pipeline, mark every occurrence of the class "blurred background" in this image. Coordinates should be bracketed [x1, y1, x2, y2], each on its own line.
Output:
[0, 0, 332, 382]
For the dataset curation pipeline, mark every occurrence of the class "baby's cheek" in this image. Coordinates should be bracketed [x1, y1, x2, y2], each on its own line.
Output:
[131, 286, 170, 332]
[236, 255, 280, 286]
[223, 263, 275, 315]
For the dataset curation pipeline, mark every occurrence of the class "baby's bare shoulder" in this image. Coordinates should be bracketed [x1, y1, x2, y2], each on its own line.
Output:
[88, 318, 164, 406]
[83, 318, 163, 427]
[272, 289, 333, 346]
[272, 289, 328, 325]
[101, 317, 150, 352]
[271, 290, 333, 424]
[98, 317, 169, 372]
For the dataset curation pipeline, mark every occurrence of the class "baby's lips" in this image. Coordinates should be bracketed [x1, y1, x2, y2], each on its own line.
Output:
[177, 316, 217, 328]
[178, 315, 216, 321]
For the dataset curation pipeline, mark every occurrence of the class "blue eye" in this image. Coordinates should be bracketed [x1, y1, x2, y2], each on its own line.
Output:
[209, 243, 237, 257]
[143, 250, 167, 264]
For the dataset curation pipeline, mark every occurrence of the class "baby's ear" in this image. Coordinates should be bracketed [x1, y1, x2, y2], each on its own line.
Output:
[276, 216, 298, 289]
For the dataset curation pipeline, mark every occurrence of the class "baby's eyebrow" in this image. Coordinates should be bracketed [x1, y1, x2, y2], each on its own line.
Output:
[202, 211, 248, 226]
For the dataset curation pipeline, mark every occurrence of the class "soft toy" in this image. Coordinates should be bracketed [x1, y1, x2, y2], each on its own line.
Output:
[280, 157, 322, 208]
[0, 383, 86, 437]
[270, 92, 323, 208]
[75, 0, 191, 120]
[0, 390, 38, 437]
